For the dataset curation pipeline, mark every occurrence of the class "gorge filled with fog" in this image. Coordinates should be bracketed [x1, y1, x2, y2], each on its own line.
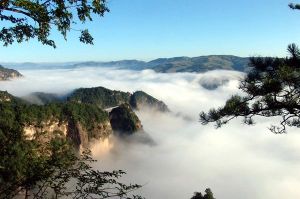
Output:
[1, 66, 300, 199]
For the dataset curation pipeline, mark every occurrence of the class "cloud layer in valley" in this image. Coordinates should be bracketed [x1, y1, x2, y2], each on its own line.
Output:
[1, 66, 300, 199]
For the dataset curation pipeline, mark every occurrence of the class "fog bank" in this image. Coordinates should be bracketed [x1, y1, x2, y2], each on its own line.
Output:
[1, 67, 299, 199]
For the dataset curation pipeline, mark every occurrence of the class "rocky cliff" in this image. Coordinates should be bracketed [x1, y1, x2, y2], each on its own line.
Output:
[0, 93, 113, 148]
[0, 65, 23, 80]
[109, 103, 143, 135]
[24, 118, 112, 148]
[1, 86, 167, 147]
[0, 91, 13, 102]
[130, 91, 169, 112]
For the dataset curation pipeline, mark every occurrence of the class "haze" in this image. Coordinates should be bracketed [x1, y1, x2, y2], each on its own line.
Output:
[1, 66, 300, 199]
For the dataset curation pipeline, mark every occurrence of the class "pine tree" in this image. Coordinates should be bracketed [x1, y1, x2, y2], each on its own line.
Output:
[200, 44, 300, 133]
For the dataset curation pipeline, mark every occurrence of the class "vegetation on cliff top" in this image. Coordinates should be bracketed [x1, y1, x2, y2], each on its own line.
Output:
[130, 91, 169, 112]
[109, 103, 143, 135]
[0, 91, 142, 198]
[0, 65, 22, 81]
[200, 44, 300, 134]
[67, 86, 169, 112]
[68, 86, 131, 109]
[0, 92, 109, 138]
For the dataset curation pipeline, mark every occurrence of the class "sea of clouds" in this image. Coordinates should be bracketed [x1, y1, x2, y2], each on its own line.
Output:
[1, 66, 300, 199]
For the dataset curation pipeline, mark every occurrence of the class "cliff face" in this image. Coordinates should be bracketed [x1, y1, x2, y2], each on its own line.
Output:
[1, 86, 165, 148]
[0, 91, 13, 102]
[24, 118, 112, 148]
[0, 93, 113, 148]
[24, 119, 68, 140]
[109, 103, 143, 135]
[0, 65, 23, 81]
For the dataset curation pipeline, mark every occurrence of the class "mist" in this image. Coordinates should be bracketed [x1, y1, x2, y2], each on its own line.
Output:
[1, 66, 300, 199]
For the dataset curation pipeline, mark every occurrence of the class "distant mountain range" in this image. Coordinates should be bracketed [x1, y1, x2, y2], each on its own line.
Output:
[2, 55, 250, 73]
[156, 55, 250, 72]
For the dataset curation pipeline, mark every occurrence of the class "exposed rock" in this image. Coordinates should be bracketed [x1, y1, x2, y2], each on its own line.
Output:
[109, 103, 143, 135]
[1, 88, 151, 149]
[24, 120, 68, 139]
[24, 118, 112, 148]
[130, 91, 169, 112]
[87, 120, 112, 140]
[66, 119, 89, 148]
[0, 65, 23, 81]
[0, 91, 13, 102]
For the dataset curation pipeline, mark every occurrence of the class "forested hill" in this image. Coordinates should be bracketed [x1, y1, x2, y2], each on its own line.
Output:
[3, 55, 250, 73]
[67, 87, 170, 112]
[24, 86, 169, 112]
[145, 55, 249, 73]
[73, 55, 250, 73]
[0, 86, 169, 148]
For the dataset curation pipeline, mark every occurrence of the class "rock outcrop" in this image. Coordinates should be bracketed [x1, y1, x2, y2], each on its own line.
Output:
[0, 91, 13, 102]
[109, 103, 143, 135]
[67, 86, 169, 112]
[0, 65, 23, 81]
[0, 86, 165, 148]
[24, 117, 112, 148]
[130, 91, 169, 112]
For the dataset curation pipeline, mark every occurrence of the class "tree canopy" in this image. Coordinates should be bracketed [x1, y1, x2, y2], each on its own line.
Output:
[191, 188, 215, 199]
[200, 44, 300, 133]
[0, 0, 109, 48]
[289, 3, 300, 10]
[0, 92, 143, 198]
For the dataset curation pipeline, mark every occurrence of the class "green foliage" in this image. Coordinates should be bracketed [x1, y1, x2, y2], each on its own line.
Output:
[0, 96, 142, 198]
[289, 3, 300, 10]
[39, 150, 143, 199]
[200, 44, 300, 133]
[0, 0, 109, 47]
[62, 102, 109, 132]
[0, 132, 143, 198]
[0, 92, 110, 142]
[191, 188, 215, 199]
[109, 103, 142, 135]
[68, 87, 169, 113]
[130, 91, 169, 112]
[0, 128, 75, 198]
[68, 86, 131, 109]
[146, 55, 249, 73]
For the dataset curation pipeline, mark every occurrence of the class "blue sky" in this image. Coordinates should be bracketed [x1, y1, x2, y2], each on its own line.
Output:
[1, 0, 300, 62]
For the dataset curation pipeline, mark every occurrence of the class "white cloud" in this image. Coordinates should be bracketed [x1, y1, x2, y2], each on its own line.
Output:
[1, 67, 299, 199]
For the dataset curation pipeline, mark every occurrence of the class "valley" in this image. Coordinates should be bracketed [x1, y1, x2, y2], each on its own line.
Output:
[0, 66, 299, 199]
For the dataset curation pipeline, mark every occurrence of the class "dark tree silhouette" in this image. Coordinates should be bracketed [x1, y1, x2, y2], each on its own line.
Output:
[289, 3, 300, 10]
[0, 0, 109, 47]
[0, 131, 143, 199]
[191, 188, 215, 199]
[200, 44, 300, 133]
[0, 92, 143, 198]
